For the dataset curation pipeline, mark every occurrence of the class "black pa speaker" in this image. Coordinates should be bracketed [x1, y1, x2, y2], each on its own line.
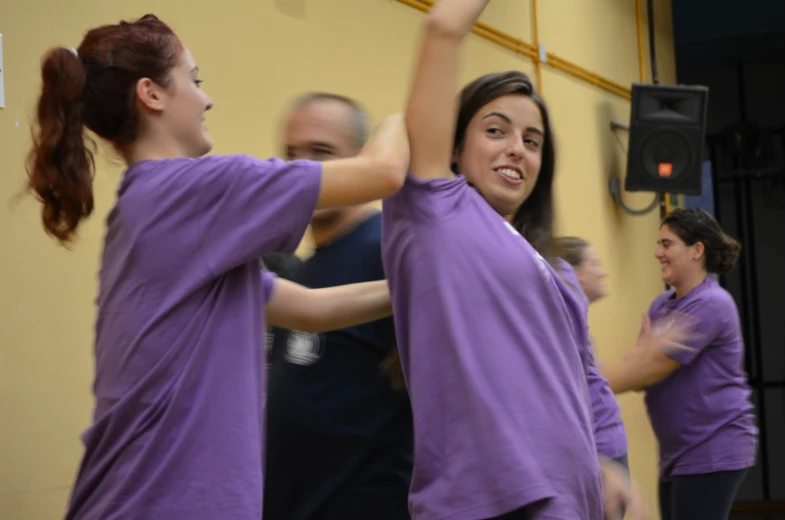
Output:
[625, 83, 709, 195]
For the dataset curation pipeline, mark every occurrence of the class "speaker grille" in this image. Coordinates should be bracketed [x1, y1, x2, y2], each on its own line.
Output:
[624, 83, 709, 195]
[639, 127, 696, 181]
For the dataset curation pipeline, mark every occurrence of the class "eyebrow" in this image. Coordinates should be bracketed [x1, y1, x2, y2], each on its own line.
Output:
[286, 142, 337, 153]
[297, 141, 336, 150]
[482, 112, 544, 136]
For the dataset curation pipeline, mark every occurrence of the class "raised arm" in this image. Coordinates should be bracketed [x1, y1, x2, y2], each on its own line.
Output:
[317, 114, 409, 209]
[266, 279, 392, 333]
[406, 0, 490, 180]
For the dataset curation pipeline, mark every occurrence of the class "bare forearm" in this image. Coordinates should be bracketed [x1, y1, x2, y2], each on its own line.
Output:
[309, 280, 392, 332]
[267, 278, 392, 333]
[601, 350, 681, 394]
[318, 115, 408, 209]
[600, 362, 644, 395]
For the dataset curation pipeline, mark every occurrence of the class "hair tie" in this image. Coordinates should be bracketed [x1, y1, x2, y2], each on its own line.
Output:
[69, 47, 78, 58]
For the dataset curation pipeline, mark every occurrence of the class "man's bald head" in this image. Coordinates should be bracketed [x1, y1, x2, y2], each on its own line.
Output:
[284, 93, 370, 161]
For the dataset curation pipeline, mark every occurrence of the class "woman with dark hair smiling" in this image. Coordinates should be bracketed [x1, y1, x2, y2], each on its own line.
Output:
[601, 209, 758, 520]
[380, 1, 643, 518]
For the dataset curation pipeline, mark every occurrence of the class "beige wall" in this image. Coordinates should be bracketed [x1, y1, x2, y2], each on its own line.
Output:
[0, 1, 676, 518]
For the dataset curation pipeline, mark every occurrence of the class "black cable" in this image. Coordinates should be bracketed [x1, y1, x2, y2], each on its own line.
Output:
[608, 123, 661, 216]
[647, 0, 659, 85]
[608, 178, 661, 216]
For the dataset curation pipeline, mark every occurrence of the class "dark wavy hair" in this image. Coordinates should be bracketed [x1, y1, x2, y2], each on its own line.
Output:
[663, 209, 742, 275]
[453, 70, 556, 256]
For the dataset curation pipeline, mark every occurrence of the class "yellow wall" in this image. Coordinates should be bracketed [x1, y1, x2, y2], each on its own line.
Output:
[0, 1, 676, 518]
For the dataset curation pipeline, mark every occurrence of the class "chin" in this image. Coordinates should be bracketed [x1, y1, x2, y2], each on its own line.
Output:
[593, 290, 607, 303]
[200, 138, 214, 155]
[311, 208, 341, 224]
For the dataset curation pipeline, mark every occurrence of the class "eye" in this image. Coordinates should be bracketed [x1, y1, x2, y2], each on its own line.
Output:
[312, 148, 335, 159]
[486, 127, 503, 136]
[194, 79, 204, 88]
[524, 138, 540, 148]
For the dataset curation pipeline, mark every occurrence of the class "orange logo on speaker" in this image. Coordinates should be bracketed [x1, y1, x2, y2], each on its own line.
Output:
[658, 163, 673, 177]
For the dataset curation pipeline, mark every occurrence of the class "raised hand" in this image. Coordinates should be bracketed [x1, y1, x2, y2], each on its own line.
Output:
[634, 312, 698, 356]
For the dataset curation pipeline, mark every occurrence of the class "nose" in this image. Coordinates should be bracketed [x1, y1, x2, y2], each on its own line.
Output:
[507, 137, 526, 159]
[655, 245, 664, 259]
[204, 93, 214, 111]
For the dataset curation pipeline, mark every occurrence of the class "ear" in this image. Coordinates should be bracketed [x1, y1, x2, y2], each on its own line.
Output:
[135, 78, 167, 113]
[451, 146, 461, 172]
[692, 241, 705, 261]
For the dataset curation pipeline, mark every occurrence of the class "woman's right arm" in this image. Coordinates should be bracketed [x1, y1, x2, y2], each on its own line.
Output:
[406, 0, 490, 180]
[318, 114, 410, 209]
[188, 115, 407, 274]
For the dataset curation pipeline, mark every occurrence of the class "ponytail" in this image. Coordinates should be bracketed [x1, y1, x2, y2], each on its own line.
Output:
[26, 47, 95, 244]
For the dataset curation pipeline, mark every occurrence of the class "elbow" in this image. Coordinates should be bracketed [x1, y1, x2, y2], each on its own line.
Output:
[376, 158, 407, 197]
[425, 12, 464, 40]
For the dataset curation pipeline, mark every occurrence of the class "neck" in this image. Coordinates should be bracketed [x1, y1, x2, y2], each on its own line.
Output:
[673, 270, 708, 298]
[123, 132, 191, 165]
[310, 205, 378, 248]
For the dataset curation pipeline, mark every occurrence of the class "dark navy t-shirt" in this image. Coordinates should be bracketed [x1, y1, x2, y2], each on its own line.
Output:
[264, 212, 413, 520]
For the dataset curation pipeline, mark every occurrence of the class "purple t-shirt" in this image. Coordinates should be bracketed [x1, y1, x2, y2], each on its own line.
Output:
[381, 174, 602, 520]
[645, 276, 758, 478]
[554, 259, 628, 460]
[63, 155, 322, 520]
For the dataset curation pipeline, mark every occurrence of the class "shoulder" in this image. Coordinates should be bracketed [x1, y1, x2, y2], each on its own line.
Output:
[384, 173, 474, 220]
[552, 257, 576, 281]
[686, 281, 737, 317]
[124, 155, 257, 188]
[648, 289, 674, 314]
[337, 214, 386, 273]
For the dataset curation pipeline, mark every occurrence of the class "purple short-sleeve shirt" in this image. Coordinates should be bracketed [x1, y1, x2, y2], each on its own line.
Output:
[64, 155, 322, 520]
[382, 174, 603, 520]
[554, 259, 628, 460]
[645, 277, 758, 478]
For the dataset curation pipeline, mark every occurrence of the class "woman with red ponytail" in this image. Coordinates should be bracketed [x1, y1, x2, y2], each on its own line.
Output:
[26, 14, 408, 520]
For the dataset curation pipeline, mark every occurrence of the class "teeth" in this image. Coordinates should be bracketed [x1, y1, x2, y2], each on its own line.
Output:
[497, 168, 521, 180]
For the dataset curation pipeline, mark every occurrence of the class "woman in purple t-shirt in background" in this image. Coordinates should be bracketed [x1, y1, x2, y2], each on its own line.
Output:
[553, 237, 630, 472]
[25, 14, 408, 520]
[601, 209, 758, 520]
[381, 1, 643, 519]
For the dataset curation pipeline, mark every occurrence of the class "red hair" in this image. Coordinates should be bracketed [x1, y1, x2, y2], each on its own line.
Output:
[26, 14, 182, 244]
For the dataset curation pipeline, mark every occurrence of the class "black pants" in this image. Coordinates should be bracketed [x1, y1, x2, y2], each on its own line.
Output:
[659, 469, 749, 520]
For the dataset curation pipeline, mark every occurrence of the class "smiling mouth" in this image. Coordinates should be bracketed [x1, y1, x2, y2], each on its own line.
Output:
[495, 167, 523, 181]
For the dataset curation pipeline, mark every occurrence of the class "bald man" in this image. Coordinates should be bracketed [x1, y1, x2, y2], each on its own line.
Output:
[263, 93, 413, 520]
